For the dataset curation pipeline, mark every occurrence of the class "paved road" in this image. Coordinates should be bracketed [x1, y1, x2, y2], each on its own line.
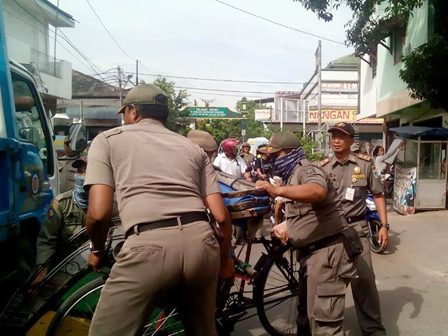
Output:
[233, 207, 448, 335]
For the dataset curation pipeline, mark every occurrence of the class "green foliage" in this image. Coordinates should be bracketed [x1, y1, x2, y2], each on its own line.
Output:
[295, 0, 423, 55]
[296, 0, 448, 110]
[297, 132, 325, 162]
[153, 76, 190, 135]
[197, 100, 277, 144]
[400, 34, 448, 110]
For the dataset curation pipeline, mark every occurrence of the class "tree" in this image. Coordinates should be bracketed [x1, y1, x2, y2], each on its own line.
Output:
[196, 100, 278, 144]
[295, 0, 448, 110]
[153, 76, 190, 135]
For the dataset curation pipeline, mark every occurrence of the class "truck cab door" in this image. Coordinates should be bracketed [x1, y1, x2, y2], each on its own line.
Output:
[10, 71, 54, 222]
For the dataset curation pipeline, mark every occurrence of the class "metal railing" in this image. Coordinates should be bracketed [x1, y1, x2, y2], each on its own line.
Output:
[30, 48, 62, 78]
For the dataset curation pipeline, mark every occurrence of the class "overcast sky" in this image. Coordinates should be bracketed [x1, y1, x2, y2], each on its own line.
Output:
[51, 0, 354, 109]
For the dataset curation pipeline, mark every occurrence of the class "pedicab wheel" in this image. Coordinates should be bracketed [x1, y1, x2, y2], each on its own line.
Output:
[46, 277, 184, 336]
[46, 276, 106, 336]
[368, 219, 385, 254]
[253, 248, 300, 336]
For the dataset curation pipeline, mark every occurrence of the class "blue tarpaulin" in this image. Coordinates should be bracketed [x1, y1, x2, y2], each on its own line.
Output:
[390, 126, 448, 139]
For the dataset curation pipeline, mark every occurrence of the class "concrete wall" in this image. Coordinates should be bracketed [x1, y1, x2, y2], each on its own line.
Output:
[3, 0, 48, 56]
[3, 0, 72, 100]
[376, 1, 429, 109]
[359, 59, 378, 119]
[40, 60, 72, 100]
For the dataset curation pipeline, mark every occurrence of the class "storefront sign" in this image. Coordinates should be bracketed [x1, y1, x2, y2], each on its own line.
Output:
[254, 109, 271, 121]
[308, 109, 383, 124]
[321, 82, 358, 93]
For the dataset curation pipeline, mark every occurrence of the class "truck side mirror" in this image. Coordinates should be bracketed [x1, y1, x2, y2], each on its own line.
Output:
[15, 96, 35, 112]
[68, 124, 87, 153]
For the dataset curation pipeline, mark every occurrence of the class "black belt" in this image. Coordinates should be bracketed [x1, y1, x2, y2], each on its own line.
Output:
[345, 215, 365, 224]
[125, 212, 209, 239]
[299, 233, 343, 257]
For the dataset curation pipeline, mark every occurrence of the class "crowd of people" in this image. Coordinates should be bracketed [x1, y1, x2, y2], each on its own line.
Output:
[31, 84, 392, 336]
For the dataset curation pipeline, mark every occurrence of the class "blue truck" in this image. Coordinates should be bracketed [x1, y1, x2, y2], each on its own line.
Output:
[0, 0, 59, 307]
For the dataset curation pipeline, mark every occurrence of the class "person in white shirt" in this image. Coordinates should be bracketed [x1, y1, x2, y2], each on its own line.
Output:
[214, 138, 251, 180]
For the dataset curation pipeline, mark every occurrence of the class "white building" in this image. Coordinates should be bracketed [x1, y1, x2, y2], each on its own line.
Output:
[3, 0, 75, 112]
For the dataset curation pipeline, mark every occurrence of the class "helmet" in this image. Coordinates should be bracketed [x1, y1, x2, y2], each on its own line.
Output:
[241, 142, 251, 148]
[221, 138, 240, 156]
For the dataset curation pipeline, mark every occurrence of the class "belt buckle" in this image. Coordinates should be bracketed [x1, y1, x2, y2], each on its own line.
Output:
[133, 225, 140, 236]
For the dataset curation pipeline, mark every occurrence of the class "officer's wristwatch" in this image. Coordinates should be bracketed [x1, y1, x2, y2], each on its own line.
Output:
[380, 223, 390, 230]
[89, 242, 105, 255]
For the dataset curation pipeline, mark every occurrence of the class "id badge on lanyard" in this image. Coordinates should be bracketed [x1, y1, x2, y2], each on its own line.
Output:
[345, 187, 355, 201]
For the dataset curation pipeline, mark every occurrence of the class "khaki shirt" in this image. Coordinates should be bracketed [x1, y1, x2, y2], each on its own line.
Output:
[285, 159, 347, 248]
[36, 191, 121, 265]
[84, 118, 221, 233]
[321, 153, 383, 218]
[241, 153, 255, 166]
[58, 156, 79, 193]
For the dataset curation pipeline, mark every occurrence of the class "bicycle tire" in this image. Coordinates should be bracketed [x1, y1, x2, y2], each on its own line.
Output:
[46, 277, 183, 336]
[253, 248, 299, 336]
[46, 276, 106, 336]
[369, 219, 385, 254]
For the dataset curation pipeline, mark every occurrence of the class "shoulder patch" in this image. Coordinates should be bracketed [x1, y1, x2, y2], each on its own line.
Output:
[356, 153, 372, 162]
[319, 158, 331, 167]
[103, 128, 123, 138]
[304, 167, 317, 175]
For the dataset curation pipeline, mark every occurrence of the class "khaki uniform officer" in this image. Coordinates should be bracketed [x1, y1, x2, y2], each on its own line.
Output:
[59, 136, 82, 193]
[85, 84, 231, 336]
[255, 131, 358, 336]
[321, 122, 388, 336]
[32, 158, 120, 287]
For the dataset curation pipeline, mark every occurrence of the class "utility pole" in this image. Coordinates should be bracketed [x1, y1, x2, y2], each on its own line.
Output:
[80, 100, 84, 124]
[118, 66, 123, 106]
[136, 60, 139, 85]
[53, 0, 60, 76]
[316, 40, 322, 150]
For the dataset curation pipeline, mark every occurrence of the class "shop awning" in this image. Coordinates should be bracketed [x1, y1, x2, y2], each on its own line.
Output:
[390, 126, 448, 139]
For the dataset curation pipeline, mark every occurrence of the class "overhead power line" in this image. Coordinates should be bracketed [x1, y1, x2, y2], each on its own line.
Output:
[188, 90, 271, 98]
[13, 0, 106, 79]
[126, 72, 304, 85]
[2, 8, 95, 74]
[85, 0, 135, 61]
[174, 85, 274, 94]
[215, 0, 346, 46]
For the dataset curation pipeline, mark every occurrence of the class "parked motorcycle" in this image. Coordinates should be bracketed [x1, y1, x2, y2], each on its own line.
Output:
[366, 195, 386, 254]
[380, 167, 395, 199]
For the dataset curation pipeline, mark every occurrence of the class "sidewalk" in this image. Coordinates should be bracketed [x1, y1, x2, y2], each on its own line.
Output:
[345, 208, 448, 336]
[234, 208, 448, 335]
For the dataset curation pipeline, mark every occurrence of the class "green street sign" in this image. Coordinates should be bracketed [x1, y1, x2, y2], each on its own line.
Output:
[184, 107, 244, 119]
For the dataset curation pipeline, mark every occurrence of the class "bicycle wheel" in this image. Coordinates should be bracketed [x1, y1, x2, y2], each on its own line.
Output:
[368, 219, 385, 254]
[46, 277, 184, 336]
[253, 248, 300, 336]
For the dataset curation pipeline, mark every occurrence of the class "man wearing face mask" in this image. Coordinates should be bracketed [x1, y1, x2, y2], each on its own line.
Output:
[32, 158, 119, 287]
[59, 136, 82, 193]
[255, 131, 360, 336]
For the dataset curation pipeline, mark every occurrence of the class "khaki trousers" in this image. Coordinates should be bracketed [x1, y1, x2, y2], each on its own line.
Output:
[89, 221, 220, 336]
[297, 242, 357, 336]
[350, 220, 386, 336]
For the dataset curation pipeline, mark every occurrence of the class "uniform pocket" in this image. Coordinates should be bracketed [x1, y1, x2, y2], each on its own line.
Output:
[313, 283, 347, 322]
[202, 233, 219, 248]
[129, 245, 163, 253]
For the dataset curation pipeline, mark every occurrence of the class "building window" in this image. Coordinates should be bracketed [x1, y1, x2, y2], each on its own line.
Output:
[392, 29, 406, 65]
